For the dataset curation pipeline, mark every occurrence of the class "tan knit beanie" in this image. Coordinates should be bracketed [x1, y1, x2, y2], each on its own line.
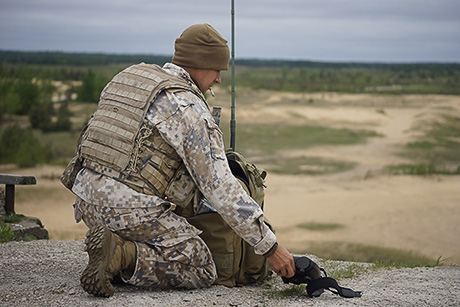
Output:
[172, 24, 230, 71]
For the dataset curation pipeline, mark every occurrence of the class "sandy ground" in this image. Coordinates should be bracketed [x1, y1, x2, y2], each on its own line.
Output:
[2, 91, 460, 265]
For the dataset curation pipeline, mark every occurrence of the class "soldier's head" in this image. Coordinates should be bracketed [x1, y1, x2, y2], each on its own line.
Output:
[172, 24, 230, 94]
[173, 24, 229, 71]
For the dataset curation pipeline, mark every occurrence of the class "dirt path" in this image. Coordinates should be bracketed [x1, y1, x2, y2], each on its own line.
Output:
[3, 92, 460, 265]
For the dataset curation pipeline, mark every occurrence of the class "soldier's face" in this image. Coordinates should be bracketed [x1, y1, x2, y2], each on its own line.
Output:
[193, 69, 221, 94]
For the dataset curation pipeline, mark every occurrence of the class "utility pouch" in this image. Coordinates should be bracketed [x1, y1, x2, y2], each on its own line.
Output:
[60, 154, 83, 190]
[164, 164, 196, 208]
[60, 124, 87, 191]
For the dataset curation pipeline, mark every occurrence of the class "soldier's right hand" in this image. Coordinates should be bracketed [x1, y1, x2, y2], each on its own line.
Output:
[266, 244, 295, 278]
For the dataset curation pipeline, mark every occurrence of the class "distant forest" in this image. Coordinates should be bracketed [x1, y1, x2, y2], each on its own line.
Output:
[1, 50, 460, 95]
[0, 50, 172, 66]
[2, 49, 460, 69]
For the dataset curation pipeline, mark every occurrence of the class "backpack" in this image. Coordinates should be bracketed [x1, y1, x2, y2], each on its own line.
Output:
[186, 150, 272, 287]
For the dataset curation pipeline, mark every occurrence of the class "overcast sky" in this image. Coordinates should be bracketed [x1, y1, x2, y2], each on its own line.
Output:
[1, 0, 459, 63]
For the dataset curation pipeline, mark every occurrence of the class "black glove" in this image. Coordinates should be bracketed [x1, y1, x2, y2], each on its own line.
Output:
[282, 256, 362, 298]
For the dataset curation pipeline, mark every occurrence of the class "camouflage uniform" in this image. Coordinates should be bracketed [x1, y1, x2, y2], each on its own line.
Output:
[72, 63, 276, 289]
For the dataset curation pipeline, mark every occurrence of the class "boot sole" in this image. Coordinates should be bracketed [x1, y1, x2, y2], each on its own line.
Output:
[80, 225, 115, 297]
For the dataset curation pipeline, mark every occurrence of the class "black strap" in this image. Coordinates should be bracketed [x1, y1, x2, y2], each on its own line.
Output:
[306, 277, 362, 298]
[282, 256, 362, 299]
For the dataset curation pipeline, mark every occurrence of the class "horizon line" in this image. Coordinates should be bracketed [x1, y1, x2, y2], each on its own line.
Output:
[1, 49, 459, 65]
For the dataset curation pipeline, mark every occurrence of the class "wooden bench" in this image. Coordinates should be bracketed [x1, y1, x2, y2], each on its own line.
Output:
[0, 174, 37, 215]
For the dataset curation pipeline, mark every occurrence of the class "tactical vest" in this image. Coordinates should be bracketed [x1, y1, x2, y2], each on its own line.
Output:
[79, 63, 203, 206]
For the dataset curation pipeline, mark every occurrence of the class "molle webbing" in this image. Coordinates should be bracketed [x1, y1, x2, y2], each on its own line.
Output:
[79, 63, 200, 204]
[80, 64, 182, 172]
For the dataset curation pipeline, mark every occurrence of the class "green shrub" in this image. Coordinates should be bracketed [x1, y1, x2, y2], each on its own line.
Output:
[0, 222, 16, 242]
[54, 101, 72, 131]
[0, 79, 40, 115]
[29, 100, 54, 130]
[78, 69, 107, 103]
[0, 124, 51, 167]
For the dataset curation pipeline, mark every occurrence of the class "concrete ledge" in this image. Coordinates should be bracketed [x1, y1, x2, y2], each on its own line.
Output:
[6, 215, 49, 240]
[0, 174, 37, 185]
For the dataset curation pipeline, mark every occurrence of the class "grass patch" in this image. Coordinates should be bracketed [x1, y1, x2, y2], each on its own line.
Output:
[297, 222, 344, 231]
[259, 156, 355, 176]
[220, 122, 379, 175]
[390, 114, 460, 174]
[1, 213, 22, 223]
[322, 254, 443, 282]
[222, 124, 381, 157]
[22, 234, 37, 242]
[264, 284, 306, 299]
[323, 262, 370, 280]
[0, 221, 16, 242]
[296, 241, 440, 268]
[387, 163, 460, 175]
[0, 214, 39, 242]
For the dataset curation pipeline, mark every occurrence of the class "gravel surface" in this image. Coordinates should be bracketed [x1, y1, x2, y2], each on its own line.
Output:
[1, 240, 459, 306]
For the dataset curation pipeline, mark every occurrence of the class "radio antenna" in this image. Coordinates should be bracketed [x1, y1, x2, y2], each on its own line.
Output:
[229, 0, 236, 151]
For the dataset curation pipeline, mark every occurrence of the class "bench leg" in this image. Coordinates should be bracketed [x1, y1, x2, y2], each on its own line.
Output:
[5, 184, 15, 215]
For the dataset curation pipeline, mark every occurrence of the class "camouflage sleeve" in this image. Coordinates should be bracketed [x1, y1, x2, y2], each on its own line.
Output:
[151, 91, 277, 255]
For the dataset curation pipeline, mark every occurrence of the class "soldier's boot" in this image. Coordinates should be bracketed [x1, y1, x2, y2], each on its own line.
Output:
[80, 225, 136, 297]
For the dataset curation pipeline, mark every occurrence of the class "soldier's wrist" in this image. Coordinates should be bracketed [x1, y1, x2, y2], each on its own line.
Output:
[263, 242, 278, 258]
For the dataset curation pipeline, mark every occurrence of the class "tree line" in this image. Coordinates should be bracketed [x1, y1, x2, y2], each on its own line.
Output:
[225, 62, 460, 95]
[0, 50, 172, 66]
[2, 50, 459, 96]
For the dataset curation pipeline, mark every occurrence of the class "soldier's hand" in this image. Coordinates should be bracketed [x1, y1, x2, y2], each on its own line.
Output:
[266, 244, 295, 278]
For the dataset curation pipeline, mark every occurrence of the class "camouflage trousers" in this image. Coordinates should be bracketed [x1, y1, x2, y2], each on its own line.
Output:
[74, 197, 217, 289]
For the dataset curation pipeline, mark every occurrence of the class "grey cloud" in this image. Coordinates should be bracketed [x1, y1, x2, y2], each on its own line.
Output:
[0, 0, 459, 62]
